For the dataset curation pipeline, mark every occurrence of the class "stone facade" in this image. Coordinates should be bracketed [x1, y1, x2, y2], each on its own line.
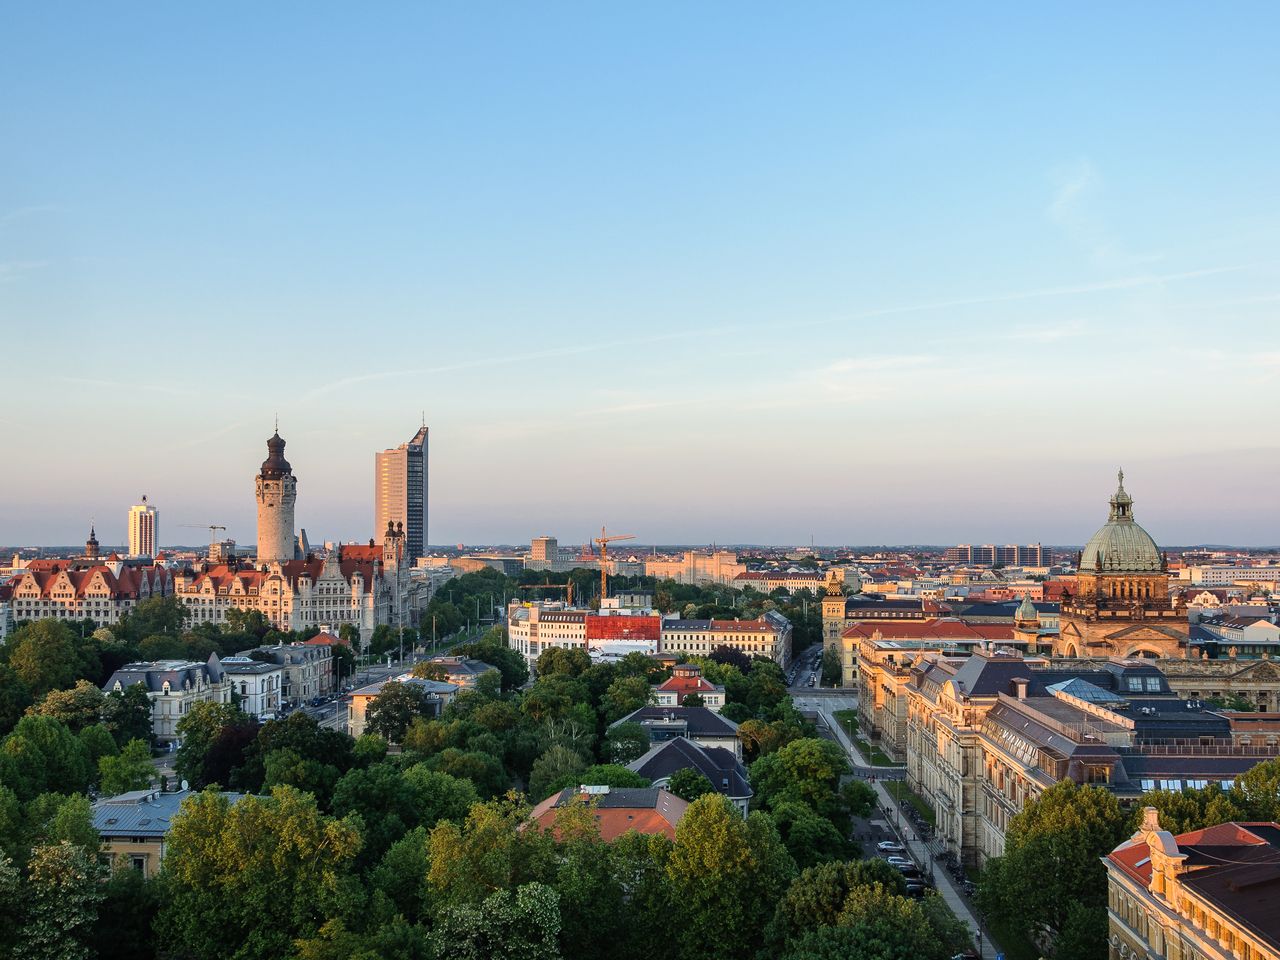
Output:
[255, 430, 297, 564]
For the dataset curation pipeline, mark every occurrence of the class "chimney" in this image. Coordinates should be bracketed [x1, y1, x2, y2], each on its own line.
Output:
[1012, 677, 1029, 700]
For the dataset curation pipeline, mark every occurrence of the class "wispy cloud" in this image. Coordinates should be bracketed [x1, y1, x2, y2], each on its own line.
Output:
[1046, 159, 1161, 269]
[1002, 319, 1088, 342]
[821, 354, 936, 374]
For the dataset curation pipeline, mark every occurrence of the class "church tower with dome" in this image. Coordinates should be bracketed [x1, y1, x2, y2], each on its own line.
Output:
[1053, 471, 1187, 659]
[255, 428, 298, 564]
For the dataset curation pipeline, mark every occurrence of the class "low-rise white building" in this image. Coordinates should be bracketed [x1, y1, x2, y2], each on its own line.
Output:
[220, 657, 285, 718]
[101, 657, 232, 743]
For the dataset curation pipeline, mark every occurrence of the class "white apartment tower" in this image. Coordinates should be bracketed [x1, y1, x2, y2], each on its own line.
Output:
[374, 425, 428, 562]
[128, 496, 158, 558]
[255, 430, 297, 564]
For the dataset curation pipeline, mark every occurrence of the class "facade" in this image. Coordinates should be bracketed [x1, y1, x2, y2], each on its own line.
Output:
[173, 536, 423, 643]
[220, 657, 284, 717]
[255, 430, 297, 564]
[506, 603, 664, 667]
[659, 611, 793, 667]
[943, 544, 1052, 566]
[236, 642, 334, 705]
[1106, 809, 1280, 960]
[654, 663, 726, 711]
[92, 789, 244, 879]
[1181, 565, 1280, 587]
[425, 655, 499, 688]
[733, 569, 844, 595]
[527, 786, 689, 840]
[644, 550, 746, 585]
[1054, 472, 1188, 659]
[374, 425, 429, 561]
[7, 557, 170, 625]
[627, 736, 752, 815]
[102, 657, 232, 743]
[899, 652, 1280, 868]
[128, 496, 159, 558]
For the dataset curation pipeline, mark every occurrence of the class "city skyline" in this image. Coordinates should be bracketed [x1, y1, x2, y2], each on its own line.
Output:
[4, 5, 1280, 545]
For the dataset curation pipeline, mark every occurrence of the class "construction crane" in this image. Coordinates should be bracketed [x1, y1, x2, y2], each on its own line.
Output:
[179, 524, 227, 555]
[593, 526, 635, 602]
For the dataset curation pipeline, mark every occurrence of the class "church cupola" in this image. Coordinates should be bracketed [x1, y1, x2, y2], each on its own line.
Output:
[85, 525, 100, 559]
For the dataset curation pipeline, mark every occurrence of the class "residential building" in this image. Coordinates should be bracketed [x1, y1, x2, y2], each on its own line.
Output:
[627, 736, 752, 815]
[733, 568, 850, 595]
[255, 430, 297, 564]
[644, 550, 746, 586]
[612, 705, 742, 758]
[374, 425, 429, 562]
[659, 610, 793, 667]
[219, 657, 284, 718]
[527, 785, 689, 840]
[507, 602, 663, 667]
[102, 657, 232, 743]
[1181, 565, 1280, 587]
[1106, 809, 1280, 960]
[653, 663, 726, 711]
[128, 496, 158, 558]
[1054, 472, 1189, 659]
[943, 544, 1052, 566]
[346, 675, 458, 738]
[240, 643, 335, 705]
[7, 557, 170, 625]
[92, 789, 244, 879]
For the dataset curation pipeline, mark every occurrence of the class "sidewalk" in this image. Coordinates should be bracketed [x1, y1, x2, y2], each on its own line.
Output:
[824, 709, 1001, 960]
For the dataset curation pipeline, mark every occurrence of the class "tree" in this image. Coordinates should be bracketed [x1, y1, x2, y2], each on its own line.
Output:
[603, 722, 650, 765]
[28, 680, 105, 733]
[423, 748, 508, 799]
[1135, 785, 1248, 834]
[98, 739, 154, 794]
[977, 781, 1129, 957]
[173, 701, 258, 789]
[536, 647, 591, 678]
[158, 787, 362, 960]
[768, 801, 848, 868]
[543, 764, 649, 798]
[750, 737, 848, 821]
[365, 682, 431, 743]
[766, 858, 907, 948]
[101, 684, 155, 746]
[95, 866, 161, 960]
[1236, 756, 1280, 822]
[601, 675, 654, 723]
[667, 768, 716, 803]
[431, 882, 561, 960]
[528, 744, 587, 802]
[15, 842, 103, 960]
[411, 661, 449, 681]
[665, 794, 796, 960]
[820, 647, 841, 687]
[117, 595, 189, 644]
[0, 715, 92, 800]
[8, 620, 97, 697]
[332, 763, 423, 868]
[0, 665, 33, 739]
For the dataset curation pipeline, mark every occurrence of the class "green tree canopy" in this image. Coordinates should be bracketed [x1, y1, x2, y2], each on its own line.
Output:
[431, 882, 561, 960]
[365, 682, 432, 743]
[7, 620, 97, 698]
[667, 768, 716, 803]
[158, 786, 363, 960]
[98, 739, 154, 795]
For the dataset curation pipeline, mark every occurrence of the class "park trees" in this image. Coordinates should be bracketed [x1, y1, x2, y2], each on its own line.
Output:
[365, 682, 432, 743]
[173, 701, 258, 789]
[665, 794, 796, 960]
[667, 768, 715, 802]
[14, 841, 103, 960]
[98, 739, 154, 794]
[158, 786, 362, 960]
[7, 620, 98, 697]
[977, 781, 1129, 959]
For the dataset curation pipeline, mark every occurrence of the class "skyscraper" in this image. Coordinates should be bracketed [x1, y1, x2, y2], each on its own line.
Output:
[128, 496, 158, 557]
[374, 425, 428, 562]
[255, 429, 297, 564]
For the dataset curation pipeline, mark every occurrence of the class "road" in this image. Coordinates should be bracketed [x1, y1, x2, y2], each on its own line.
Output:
[791, 654, 1000, 960]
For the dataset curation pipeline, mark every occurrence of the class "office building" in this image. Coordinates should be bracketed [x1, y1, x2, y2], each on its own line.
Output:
[374, 425, 429, 561]
[128, 496, 158, 558]
[943, 544, 1052, 566]
[531, 536, 559, 564]
[255, 429, 297, 564]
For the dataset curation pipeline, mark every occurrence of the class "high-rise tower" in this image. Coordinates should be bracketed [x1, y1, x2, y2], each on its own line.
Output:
[374, 425, 428, 561]
[128, 496, 158, 557]
[255, 429, 297, 564]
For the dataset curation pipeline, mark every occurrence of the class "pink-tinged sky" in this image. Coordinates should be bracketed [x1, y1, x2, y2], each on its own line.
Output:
[2, 4, 1279, 547]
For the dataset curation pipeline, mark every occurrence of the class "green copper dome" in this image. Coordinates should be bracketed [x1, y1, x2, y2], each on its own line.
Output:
[1078, 470, 1164, 574]
[1015, 593, 1038, 623]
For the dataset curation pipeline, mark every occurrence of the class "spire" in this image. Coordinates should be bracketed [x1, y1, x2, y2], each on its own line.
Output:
[1108, 468, 1134, 521]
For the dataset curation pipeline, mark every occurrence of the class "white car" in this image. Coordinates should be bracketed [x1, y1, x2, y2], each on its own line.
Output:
[885, 856, 913, 868]
[877, 841, 906, 853]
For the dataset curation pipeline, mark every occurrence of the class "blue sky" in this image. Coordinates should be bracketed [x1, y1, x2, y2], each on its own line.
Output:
[2, 3, 1278, 547]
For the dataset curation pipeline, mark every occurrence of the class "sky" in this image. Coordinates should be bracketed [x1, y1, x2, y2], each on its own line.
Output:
[2, 3, 1279, 548]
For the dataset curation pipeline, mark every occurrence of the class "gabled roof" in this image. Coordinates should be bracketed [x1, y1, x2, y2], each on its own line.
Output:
[527, 786, 689, 840]
[92, 789, 245, 838]
[612, 705, 740, 738]
[627, 736, 751, 799]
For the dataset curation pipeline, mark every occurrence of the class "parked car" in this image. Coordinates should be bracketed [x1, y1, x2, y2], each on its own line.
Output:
[904, 882, 931, 898]
[885, 856, 913, 867]
[877, 841, 906, 853]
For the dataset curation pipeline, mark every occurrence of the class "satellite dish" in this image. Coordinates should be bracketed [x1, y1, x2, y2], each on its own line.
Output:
[180, 779, 189, 791]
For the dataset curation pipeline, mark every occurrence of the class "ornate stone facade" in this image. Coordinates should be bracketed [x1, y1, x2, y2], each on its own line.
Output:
[1055, 472, 1189, 659]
